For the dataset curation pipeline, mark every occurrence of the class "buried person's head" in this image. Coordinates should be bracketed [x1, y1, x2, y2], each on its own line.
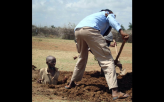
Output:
[46, 55, 56, 69]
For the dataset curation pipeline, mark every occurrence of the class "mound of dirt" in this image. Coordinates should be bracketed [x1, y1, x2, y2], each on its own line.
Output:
[32, 70, 132, 102]
[32, 65, 37, 70]
[32, 65, 39, 82]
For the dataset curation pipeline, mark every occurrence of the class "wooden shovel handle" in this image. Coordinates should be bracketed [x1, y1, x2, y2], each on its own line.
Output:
[115, 40, 126, 64]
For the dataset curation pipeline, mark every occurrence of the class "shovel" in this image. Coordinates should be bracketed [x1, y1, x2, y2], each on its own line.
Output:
[100, 39, 126, 77]
[113, 39, 126, 76]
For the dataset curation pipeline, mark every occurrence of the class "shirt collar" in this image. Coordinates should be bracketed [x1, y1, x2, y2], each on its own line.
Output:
[45, 67, 58, 74]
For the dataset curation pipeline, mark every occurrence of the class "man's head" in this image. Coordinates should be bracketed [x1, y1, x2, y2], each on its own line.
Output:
[100, 9, 114, 17]
[100, 9, 113, 13]
[46, 55, 56, 69]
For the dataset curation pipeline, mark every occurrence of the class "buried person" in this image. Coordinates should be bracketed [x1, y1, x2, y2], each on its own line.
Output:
[65, 9, 129, 100]
[37, 55, 68, 85]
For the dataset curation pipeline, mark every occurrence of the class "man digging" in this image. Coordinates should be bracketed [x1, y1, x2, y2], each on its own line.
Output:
[73, 20, 123, 77]
[37, 55, 68, 85]
[65, 9, 129, 100]
[72, 11, 122, 76]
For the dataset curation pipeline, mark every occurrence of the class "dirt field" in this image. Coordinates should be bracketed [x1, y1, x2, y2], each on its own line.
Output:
[32, 37, 132, 102]
[32, 67, 132, 102]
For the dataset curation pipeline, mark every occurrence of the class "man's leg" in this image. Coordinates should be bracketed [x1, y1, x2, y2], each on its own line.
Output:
[89, 49, 104, 77]
[65, 28, 89, 88]
[97, 61, 105, 77]
[82, 27, 129, 98]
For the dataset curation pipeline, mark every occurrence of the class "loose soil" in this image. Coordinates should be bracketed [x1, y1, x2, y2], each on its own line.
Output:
[32, 65, 132, 102]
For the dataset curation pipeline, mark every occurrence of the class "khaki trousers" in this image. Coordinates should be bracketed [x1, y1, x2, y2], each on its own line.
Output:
[71, 27, 118, 90]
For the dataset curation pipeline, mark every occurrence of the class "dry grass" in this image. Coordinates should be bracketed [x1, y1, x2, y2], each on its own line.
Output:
[32, 37, 132, 72]
[32, 37, 99, 71]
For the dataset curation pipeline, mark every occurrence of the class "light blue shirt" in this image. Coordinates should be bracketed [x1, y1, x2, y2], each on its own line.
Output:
[74, 11, 121, 35]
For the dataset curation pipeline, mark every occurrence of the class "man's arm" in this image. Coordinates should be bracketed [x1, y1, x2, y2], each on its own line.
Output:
[107, 14, 129, 41]
[110, 41, 117, 47]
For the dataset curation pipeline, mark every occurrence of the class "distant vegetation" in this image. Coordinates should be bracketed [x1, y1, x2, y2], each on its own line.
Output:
[32, 22, 132, 43]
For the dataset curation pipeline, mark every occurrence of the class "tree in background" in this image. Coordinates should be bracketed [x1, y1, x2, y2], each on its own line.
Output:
[51, 25, 55, 28]
[128, 22, 132, 30]
[32, 25, 36, 27]
[32, 25, 38, 36]
[67, 22, 76, 29]
[121, 24, 125, 30]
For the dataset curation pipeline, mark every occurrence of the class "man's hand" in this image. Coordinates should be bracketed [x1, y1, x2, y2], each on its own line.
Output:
[113, 41, 117, 46]
[119, 29, 129, 41]
[110, 41, 117, 47]
[73, 56, 78, 60]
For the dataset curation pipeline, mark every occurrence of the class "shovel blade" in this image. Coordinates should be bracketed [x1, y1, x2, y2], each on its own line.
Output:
[119, 68, 127, 76]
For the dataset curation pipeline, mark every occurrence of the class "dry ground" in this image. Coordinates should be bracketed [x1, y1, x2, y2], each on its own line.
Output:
[32, 37, 132, 102]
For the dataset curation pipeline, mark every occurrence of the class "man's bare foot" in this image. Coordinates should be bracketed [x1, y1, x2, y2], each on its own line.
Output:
[112, 92, 129, 100]
[112, 92, 129, 98]
[65, 81, 74, 89]
[112, 88, 129, 100]
[65, 81, 79, 89]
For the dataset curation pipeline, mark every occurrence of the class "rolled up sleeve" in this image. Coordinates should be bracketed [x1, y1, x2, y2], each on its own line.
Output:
[106, 14, 121, 32]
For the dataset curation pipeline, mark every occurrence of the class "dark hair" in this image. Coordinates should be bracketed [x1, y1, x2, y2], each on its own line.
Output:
[46, 55, 56, 63]
[100, 9, 112, 12]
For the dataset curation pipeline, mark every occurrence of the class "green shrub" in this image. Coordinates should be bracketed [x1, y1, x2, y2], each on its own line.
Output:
[32, 24, 132, 42]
